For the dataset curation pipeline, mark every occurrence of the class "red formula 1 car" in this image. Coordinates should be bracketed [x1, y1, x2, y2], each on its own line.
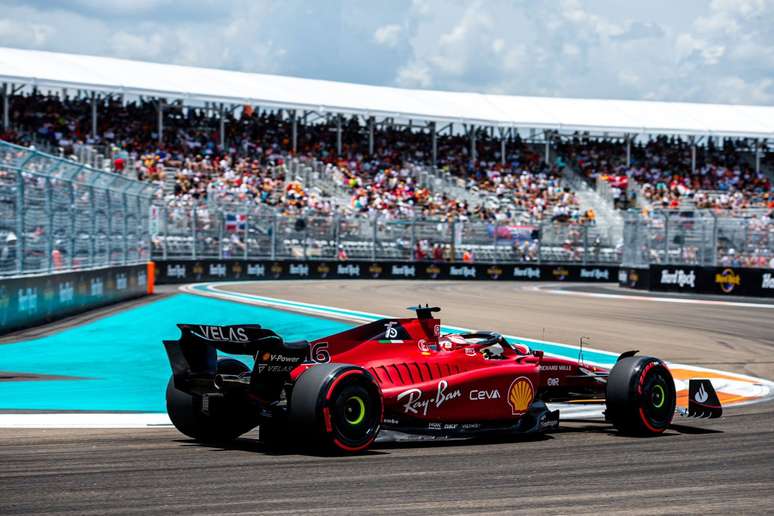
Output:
[163, 306, 721, 453]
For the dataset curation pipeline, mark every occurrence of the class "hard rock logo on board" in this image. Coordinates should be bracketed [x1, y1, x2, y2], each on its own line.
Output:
[715, 268, 741, 294]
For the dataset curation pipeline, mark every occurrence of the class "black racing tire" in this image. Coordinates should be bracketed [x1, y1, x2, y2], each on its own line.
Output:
[166, 358, 258, 442]
[289, 363, 382, 454]
[606, 356, 676, 436]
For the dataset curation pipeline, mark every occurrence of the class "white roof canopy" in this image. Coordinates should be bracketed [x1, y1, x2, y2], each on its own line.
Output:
[0, 46, 772, 139]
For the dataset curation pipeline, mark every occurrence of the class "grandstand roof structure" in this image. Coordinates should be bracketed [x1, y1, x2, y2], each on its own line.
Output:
[1, 46, 772, 139]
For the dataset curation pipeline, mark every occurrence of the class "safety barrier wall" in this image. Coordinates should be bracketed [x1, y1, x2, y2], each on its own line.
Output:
[0, 264, 149, 334]
[154, 259, 618, 284]
[618, 265, 774, 297]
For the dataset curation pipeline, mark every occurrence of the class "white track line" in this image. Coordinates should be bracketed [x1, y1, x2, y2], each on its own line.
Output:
[0, 413, 171, 428]
[533, 286, 774, 309]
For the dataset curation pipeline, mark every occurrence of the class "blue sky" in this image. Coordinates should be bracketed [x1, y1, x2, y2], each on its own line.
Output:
[0, 0, 771, 105]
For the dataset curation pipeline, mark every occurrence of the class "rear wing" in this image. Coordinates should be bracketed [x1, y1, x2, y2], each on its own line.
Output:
[163, 324, 306, 395]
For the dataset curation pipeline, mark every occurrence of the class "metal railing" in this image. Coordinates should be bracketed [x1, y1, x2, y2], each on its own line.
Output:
[151, 202, 621, 264]
[0, 141, 155, 276]
[622, 209, 774, 268]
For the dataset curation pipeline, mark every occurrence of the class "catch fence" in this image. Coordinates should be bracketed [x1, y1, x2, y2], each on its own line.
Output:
[622, 209, 773, 268]
[152, 203, 620, 264]
[0, 141, 155, 276]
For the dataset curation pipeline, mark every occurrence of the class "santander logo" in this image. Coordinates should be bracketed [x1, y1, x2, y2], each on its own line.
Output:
[694, 384, 709, 403]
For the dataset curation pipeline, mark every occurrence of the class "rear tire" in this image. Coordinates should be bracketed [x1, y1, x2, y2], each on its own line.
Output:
[166, 358, 258, 442]
[606, 356, 676, 435]
[289, 363, 382, 454]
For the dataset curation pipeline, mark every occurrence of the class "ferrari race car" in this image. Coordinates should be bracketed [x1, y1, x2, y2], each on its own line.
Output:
[163, 306, 722, 453]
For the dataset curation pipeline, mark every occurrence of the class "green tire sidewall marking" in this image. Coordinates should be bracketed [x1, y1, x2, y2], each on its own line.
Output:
[345, 395, 366, 425]
[652, 384, 665, 408]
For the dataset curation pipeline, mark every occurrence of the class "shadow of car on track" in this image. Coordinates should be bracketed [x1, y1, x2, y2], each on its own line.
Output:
[173, 420, 721, 456]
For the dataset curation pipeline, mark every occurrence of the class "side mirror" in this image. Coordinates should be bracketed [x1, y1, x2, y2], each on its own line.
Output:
[532, 350, 544, 359]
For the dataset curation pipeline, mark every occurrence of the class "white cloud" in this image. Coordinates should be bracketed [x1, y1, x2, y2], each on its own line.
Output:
[373, 24, 402, 47]
[0, 0, 769, 105]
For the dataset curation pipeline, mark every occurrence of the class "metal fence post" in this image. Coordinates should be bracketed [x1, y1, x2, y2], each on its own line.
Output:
[582, 223, 588, 265]
[15, 170, 24, 273]
[537, 221, 543, 264]
[663, 212, 670, 264]
[89, 185, 96, 268]
[191, 206, 197, 260]
[162, 206, 168, 260]
[711, 212, 718, 266]
[410, 216, 416, 261]
[492, 221, 498, 263]
[45, 177, 53, 272]
[243, 206, 249, 260]
[218, 208, 224, 259]
[122, 193, 128, 265]
[372, 216, 378, 261]
[106, 190, 115, 265]
[270, 212, 277, 260]
[333, 214, 340, 259]
[68, 180, 76, 269]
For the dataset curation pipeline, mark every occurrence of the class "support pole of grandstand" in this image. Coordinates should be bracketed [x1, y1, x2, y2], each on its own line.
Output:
[544, 131, 550, 163]
[90, 92, 98, 141]
[625, 134, 631, 166]
[368, 117, 375, 155]
[2, 82, 9, 131]
[336, 115, 342, 156]
[157, 99, 164, 145]
[500, 127, 506, 165]
[470, 125, 477, 162]
[431, 122, 437, 167]
[291, 110, 298, 154]
[755, 139, 761, 175]
[218, 103, 225, 149]
[690, 135, 696, 175]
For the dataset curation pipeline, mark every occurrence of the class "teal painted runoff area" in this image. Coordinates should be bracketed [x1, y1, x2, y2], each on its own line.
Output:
[0, 294, 349, 412]
[0, 292, 617, 412]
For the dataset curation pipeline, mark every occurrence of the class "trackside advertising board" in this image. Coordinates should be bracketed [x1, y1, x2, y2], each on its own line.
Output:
[155, 260, 618, 284]
[619, 265, 774, 298]
[0, 265, 148, 334]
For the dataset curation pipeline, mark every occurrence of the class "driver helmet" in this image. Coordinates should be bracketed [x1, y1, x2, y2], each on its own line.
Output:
[438, 333, 468, 351]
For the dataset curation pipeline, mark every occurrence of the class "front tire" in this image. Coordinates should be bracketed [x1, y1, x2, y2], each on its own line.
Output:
[606, 356, 676, 435]
[166, 358, 258, 442]
[289, 363, 382, 454]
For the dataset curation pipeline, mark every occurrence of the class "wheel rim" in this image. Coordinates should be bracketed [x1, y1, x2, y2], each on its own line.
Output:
[344, 395, 366, 425]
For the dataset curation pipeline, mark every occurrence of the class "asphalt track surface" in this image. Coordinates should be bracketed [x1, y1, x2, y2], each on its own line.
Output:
[1, 281, 773, 514]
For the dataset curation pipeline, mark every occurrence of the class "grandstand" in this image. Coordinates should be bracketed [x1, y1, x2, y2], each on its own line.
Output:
[0, 47, 772, 271]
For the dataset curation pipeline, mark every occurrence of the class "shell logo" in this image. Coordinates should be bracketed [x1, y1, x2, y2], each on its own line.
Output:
[508, 377, 534, 415]
[261, 352, 271, 362]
